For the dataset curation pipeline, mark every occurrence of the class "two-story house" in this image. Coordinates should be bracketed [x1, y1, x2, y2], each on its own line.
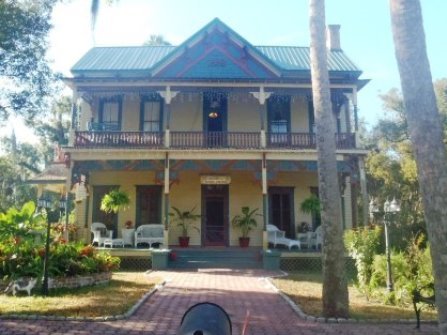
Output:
[64, 18, 369, 249]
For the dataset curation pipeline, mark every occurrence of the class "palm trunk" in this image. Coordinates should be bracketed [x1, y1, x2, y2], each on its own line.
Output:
[390, 1, 447, 333]
[309, 0, 349, 318]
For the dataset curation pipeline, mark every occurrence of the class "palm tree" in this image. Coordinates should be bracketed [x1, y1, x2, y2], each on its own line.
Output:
[309, 0, 349, 318]
[390, 0, 447, 332]
[143, 35, 171, 46]
[91, 0, 116, 32]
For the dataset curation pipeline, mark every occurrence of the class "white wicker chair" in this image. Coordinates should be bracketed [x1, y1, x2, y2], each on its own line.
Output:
[134, 224, 164, 248]
[91, 222, 113, 247]
[267, 224, 301, 250]
[309, 225, 323, 250]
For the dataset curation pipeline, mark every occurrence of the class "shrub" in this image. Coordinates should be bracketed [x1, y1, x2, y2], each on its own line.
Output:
[344, 225, 381, 297]
[0, 202, 120, 282]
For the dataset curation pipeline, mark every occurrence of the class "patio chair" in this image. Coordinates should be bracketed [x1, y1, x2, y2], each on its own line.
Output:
[309, 225, 323, 250]
[267, 224, 300, 250]
[91, 222, 113, 247]
[135, 224, 164, 248]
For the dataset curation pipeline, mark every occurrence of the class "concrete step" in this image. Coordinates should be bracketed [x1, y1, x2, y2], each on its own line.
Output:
[169, 248, 262, 269]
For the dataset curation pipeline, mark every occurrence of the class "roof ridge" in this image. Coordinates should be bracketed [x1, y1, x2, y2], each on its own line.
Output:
[256, 45, 309, 49]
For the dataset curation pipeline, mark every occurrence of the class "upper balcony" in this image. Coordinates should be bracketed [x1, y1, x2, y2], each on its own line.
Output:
[74, 130, 356, 150]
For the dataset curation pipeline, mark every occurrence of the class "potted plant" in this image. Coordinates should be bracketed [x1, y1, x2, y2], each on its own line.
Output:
[231, 206, 260, 247]
[100, 189, 130, 236]
[300, 194, 321, 230]
[169, 206, 200, 247]
[100, 189, 130, 214]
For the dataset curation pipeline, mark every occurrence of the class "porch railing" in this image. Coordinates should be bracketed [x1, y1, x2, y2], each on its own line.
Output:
[266, 132, 356, 149]
[170, 131, 260, 149]
[74, 131, 356, 150]
[75, 131, 164, 148]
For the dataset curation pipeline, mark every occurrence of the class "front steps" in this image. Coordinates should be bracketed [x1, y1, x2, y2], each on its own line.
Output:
[169, 248, 262, 269]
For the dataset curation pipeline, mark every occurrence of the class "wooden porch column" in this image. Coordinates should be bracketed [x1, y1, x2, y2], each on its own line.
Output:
[358, 157, 369, 226]
[68, 90, 79, 146]
[158, 86, 179, 149]
[262, 154, 269, 250]
[163, 153, 170, 247]
[250, 86, 272, 148]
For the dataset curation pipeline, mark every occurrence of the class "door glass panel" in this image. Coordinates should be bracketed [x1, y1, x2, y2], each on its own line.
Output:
[202, 185, 228, 246]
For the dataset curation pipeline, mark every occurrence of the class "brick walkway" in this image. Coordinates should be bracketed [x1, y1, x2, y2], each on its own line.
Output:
[1, 269, 439, 335]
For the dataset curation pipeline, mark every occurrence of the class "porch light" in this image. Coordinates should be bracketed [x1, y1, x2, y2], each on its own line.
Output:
[59, 195, 67, 213]
[38, 194, 52, 210]
[208, 111, 219, 119]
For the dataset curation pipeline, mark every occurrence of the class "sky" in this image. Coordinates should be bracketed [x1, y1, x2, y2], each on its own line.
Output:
[8, 0, 447, 143]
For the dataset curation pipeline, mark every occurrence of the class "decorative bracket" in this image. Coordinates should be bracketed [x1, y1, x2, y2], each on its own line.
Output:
[158, 86, 179, 104]
[250, 86, 272, 105]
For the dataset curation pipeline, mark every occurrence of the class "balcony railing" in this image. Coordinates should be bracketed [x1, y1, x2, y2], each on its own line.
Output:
[75, 131, 164, 148]
[74, 131, 356, 150]
[170, 131, 260, 149]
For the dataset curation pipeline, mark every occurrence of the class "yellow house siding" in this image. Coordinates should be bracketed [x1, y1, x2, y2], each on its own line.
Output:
[227, 100, 260, 131]
[170, 95, 202, 131]
[290, 96, 310, 133]
[121, 96, 140, 131]
[229, 172, 263, 246]
[169, 171, 202, 246]
[79, 100, 93, 131]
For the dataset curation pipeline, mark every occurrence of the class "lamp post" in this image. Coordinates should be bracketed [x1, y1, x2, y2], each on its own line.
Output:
[59, 194, 69, 241]
[369, 197, 400, 292]
[38, 194, 52, 296]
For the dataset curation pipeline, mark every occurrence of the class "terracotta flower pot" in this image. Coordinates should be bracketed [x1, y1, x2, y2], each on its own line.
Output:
[239, 237, 250, 248]
[179, 236, 190, 248]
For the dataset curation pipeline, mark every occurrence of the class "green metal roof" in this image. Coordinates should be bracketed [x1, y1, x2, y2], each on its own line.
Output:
[72, 46, 175, 72]
[256, 46, 360, 72]
[71, 45, 361, 74]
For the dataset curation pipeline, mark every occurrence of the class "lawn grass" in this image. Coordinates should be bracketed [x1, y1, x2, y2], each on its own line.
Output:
[272, 272, 438, 321]
[0, 272, 162, 318]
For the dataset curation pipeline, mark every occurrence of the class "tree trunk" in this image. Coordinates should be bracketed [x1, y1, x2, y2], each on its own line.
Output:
[309, 0, 349, 318]
[390, 0, 447, 333]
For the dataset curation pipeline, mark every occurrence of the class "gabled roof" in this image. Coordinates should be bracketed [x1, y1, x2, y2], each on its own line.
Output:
[71, 18, 362, 79]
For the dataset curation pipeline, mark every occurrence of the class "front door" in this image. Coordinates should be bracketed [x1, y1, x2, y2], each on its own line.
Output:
[269, 187, 295, 238]
[202, 185, 229, 246]
[203, 92, 227, 147]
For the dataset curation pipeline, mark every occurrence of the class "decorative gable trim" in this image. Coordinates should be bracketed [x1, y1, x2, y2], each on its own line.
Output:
[151, 18, 282, 79]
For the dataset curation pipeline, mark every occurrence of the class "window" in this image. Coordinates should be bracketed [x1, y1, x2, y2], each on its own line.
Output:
[267, 95, 291, 144]
[136, 186, 162, 226]
[140, 96, 163, 132]
[99, 96, 122, 131]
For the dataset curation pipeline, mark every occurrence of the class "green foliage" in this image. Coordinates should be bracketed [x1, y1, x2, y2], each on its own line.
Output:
[0, 202, 119, 281]
[344, 226, 382, 297]
[369, 234, 433, 306]
[100, 189, 130, 214]
[0, 201, 45, 240]
[231, 206, 260, 238]
[0, 0, 58, 125]
[300, 195, 321, 216]
[169, 206, 201, 237]
[364, 86, 444, 250]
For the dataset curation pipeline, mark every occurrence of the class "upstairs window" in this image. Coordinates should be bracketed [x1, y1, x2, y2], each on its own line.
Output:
[267, 95, 291, 134]
[140, 95, 163, 132]
[98, 96, 122, 131]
